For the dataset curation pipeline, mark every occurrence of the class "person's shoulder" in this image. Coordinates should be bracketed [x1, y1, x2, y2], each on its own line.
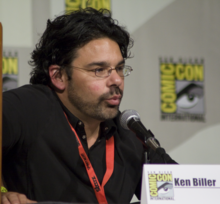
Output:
[3, 84, 58, 112]
[4, 84, 51, 96]
[3, 84, 55, 101]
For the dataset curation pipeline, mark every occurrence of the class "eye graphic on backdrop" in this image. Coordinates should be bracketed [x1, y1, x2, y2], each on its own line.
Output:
[176, 83, 203, 112]
[177, 94, 199, 109]
[157, 182, 173, 194]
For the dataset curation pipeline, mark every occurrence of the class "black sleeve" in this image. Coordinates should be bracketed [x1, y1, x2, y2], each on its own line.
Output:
[146, 138, 178, 164]
[3, 90, 25, 155]
[147, 147, 178, 164]
[134, 178, 142, 201]
[2, 85, 53, 156]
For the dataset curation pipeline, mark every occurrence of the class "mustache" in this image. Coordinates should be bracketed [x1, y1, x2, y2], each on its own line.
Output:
[110, 86, 123, 95]
[99, 87, 123, 101]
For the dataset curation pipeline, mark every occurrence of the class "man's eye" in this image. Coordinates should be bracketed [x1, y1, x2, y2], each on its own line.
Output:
[116, 66, 124, 72]
[95, 68, 106, 73]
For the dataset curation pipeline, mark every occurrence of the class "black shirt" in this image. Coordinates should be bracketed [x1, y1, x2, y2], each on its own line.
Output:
[3, 84, 144, 203]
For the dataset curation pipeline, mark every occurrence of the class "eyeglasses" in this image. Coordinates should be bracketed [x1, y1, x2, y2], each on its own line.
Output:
[72, 65, 133, 78]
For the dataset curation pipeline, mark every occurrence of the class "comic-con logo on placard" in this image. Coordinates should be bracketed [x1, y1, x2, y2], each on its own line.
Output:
[148, 173, 174, 200]
[2, 52, 18, 92]
[160, 58, 205, 121]
[65, 0, 111, 13]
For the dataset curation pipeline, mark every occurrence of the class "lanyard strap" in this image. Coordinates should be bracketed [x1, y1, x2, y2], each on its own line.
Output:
[64, 113, 114, 204]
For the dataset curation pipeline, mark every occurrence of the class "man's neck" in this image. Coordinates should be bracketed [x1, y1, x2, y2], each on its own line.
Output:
[58, 92, 101, 148]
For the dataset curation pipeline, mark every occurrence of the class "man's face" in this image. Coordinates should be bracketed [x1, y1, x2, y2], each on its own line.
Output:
[66, 38, 124, 121]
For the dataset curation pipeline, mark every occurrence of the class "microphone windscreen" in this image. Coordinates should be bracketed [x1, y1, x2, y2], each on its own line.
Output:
[119, 109, 140, 130]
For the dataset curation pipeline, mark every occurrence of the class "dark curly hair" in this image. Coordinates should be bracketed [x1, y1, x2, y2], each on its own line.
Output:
[29, 7, 133, 85]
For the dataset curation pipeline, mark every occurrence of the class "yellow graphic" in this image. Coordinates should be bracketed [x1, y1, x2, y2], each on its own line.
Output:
[156, 174, 172, 182]
[160, 63, 176, 113]
[65, 0, 111, 13]
[175, 63, 203, 81]
[160, 60, 204, 114]
[149, 174, 173, 198]
[2, 56, 18, 75]
[149, 174, 158, 197]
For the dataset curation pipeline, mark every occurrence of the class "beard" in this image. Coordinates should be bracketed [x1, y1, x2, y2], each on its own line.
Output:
[67, 82, 123, 121]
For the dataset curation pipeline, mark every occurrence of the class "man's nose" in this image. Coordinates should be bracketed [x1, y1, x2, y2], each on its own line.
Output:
[107, 69, 123, 87]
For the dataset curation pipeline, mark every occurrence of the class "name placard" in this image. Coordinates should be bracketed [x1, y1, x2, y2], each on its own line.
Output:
[141, 164, 220, 204]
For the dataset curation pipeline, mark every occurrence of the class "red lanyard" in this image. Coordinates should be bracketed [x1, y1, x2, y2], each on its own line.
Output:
[64, 113, 114, 204]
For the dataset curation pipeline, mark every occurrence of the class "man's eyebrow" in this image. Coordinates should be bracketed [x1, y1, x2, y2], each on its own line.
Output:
[117, 59, 125, 66]
[86, 59, 125, 67]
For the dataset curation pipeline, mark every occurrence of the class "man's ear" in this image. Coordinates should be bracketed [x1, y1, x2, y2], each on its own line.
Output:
[49, 65, 66, 91]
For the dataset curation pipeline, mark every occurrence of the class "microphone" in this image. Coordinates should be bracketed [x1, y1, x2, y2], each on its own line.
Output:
[119, 109, 159, 151]
[120, 110, 177, 164]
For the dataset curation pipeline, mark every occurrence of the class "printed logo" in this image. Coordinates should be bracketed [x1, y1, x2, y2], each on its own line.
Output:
[81, 153, 91, 170]
[92, 176, 100, 192]
[148, 173, 174, 200]
[65, 0, 111, 13]
[160, 58, 205, 121]
[2, 52, 18, 92]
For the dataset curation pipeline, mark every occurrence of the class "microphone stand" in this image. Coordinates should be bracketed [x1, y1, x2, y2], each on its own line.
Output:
[140, 130, 177, 164]
[127, 117, 177, 164]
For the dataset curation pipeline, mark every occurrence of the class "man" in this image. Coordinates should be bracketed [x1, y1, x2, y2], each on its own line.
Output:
[2, 7, 175, 204]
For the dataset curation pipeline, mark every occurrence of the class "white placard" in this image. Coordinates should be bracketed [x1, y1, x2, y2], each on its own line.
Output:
[141, 164, 220, 204]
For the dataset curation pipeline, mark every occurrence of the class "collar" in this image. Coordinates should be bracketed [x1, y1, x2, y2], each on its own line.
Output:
[52, 90, 118, 139]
